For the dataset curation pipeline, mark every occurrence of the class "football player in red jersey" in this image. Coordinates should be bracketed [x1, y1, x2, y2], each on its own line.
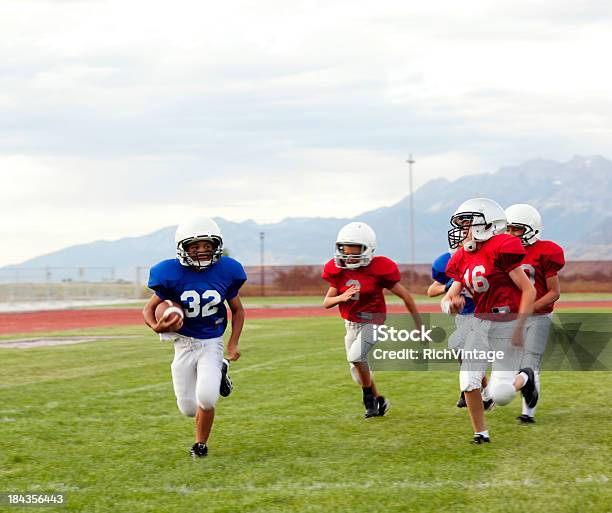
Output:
[505, 204, 565, 424]
[442, 198, 537, 444]
[322, 222, 422, 418]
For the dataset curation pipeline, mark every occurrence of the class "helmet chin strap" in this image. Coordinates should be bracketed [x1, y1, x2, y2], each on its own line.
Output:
[463, 240, 478, 252]
[193, 258, 212, 269]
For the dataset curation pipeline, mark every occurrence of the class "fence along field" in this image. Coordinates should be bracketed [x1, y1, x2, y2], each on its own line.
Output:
[0, 261, 611, 304]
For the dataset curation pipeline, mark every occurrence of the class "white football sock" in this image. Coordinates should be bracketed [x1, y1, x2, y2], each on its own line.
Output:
[482, 385, 491, 401]
[475, 430, 489, 438]
[521, 373, 540, 416]
[523, 402, 536, 417]
[521, 397, 529, 415]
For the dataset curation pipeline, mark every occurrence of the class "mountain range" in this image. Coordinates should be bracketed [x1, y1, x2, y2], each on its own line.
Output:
[5, 155, 611, 281]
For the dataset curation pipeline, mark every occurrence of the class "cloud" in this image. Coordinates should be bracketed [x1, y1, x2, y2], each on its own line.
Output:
[1, 0, 611, 265]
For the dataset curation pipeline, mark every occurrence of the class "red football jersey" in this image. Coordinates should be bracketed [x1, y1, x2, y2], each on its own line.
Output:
[446, 233, 525, 319]
[520, 240, 565, 314]
[321, 256, 401, 323]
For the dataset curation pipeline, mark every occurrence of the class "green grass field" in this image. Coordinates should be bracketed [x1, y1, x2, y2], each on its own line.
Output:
[1, 317, 611, 513]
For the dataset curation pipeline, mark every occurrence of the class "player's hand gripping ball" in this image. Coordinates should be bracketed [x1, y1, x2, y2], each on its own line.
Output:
[154, 300, 185, 332]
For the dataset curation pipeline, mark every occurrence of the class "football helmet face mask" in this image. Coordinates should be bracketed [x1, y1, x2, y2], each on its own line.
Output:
[334, 222, 377, 269]
[505, 204, 542, 246]
[448, 198, 507, 252]
[175, 217, 223, 270]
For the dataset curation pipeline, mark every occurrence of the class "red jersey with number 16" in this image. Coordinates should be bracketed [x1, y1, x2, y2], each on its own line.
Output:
[520, 240, 565, 314]
[445, 233, 525, 318]
[322, 256, 401, 323]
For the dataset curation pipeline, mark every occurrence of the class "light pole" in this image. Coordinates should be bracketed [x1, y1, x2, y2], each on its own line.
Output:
[406, 155, 416, 263]
[260, 231, 265, 297]
[406, 155, 416, 287]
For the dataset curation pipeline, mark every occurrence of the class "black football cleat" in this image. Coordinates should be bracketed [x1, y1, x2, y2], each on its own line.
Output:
[456, 391, 467, 408]
[471, 434, 491, 444]
[364, 395, 379, 418]
[483, 398, 496, 412]
[518, 367, 538, 409]
[220, 358, 233, 397]
[517, 414, 536, 424]
[377, 396, 390, 417]
[190, 442, 208, 459]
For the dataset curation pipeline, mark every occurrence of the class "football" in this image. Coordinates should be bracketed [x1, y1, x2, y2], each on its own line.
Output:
[154, 300, 185, 323]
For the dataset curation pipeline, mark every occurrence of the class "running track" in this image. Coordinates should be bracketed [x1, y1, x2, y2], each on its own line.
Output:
[0, 301, 610, 335]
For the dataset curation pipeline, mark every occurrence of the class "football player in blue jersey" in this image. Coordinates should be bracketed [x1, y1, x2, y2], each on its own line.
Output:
[143, 216, 247, 459]
[427, 249, 493, 411]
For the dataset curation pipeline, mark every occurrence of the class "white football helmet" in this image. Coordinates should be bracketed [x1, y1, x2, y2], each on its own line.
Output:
[334, 222, 376, 269]
[175, 216, 223, 270]
[505, 204, 542, 246]
[448, 198, 507, 252]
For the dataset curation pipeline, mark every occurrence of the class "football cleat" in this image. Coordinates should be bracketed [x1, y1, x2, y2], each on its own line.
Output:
[483, 398, 496, 412]
[219, 358, 233, 397]
[471, 434, 491, 444]
[364, 395, 379, 418]
[456, 392, 467, 408]
[377, 396, 390, 416]
[190, 442, 208, 459]
[517, 414, 536, 424]
[519, 367, 539, 409]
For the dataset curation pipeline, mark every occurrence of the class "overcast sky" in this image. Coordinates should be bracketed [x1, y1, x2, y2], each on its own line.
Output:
[1, 0, 611, 266]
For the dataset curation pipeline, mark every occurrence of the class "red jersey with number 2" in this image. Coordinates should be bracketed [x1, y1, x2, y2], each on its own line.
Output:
[445, 233, 525, 318]
[520, 240, 565, 314]
[322, 256, 401, 323]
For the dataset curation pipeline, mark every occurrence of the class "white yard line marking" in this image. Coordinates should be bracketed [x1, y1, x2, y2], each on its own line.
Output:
[0, 335, 138, 349]
[132, 475, 609, 494]
[16, 475, 609, 495]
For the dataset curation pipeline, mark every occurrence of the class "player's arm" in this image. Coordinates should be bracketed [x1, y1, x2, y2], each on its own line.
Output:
[533, 275, 560, 313]
[323, 286, 358, 308]
[142, 293, 183, 333]
[509, 267, 536, 315]
[440, 280, 465, 314]
[509, 267, 536, 346]
[226, 295, 245, 361]
[427, 281, 446, 297]
[388, 282, 422, 327]
[439, 255, 465, 314]
[440, 281, 464, 314]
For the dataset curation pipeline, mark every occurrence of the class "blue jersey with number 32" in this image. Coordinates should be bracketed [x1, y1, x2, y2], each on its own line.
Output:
[148, 256, 247, 339]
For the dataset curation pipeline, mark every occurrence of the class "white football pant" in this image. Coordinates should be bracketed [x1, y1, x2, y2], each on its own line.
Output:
[459, 318, 524, 405]
[520, 313, 553, 373]
[448, 313, 474, 350]
[344, 320, 375, 384]
[344, 320, 377, 363]
[520, 313, 553, 415]
[161, 333, 224, 416]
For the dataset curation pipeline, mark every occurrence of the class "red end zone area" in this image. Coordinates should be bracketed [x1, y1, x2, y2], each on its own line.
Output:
[0, 300, 610, 336]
